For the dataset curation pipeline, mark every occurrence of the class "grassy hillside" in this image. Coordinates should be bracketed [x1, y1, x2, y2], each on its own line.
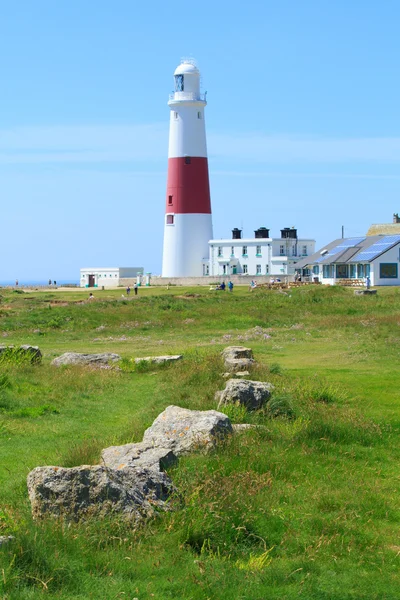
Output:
[0, 285, 399, 599]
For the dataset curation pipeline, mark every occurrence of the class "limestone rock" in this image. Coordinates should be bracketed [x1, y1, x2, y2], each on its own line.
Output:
[216, 379, 274, 411]
[51, 352, 121, 367]
[142, 405, 233, 455]
[101, 442, 177, 472]
[27, 464, 174, 522]
[222, 346, 254, 373]
[134, 355, 182, 365]
[0, 345, 42, 363]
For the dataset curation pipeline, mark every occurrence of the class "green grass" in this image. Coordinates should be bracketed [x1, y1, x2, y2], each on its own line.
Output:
[0, 284, 400, 598]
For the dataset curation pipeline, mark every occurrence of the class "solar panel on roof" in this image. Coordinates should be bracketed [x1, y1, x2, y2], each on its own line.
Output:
[354, 235, 400, 262]
[314, 237, 365, 263]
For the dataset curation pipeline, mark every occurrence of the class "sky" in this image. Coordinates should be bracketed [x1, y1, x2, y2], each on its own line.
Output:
[1, 0, 400, 280]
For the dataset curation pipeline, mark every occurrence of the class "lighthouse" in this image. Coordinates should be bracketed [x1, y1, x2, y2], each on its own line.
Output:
[162, 60, 213, 277]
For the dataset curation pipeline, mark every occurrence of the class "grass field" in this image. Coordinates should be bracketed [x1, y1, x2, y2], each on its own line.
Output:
[0, 284, 399, 599]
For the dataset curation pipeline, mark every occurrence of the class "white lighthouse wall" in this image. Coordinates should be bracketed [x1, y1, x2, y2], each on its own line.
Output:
[162, 213, 213, 277]
[168, 105, 207, 158]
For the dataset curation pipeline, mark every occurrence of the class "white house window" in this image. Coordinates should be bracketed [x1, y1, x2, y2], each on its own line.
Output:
[166, 214, 174, 225]
[265, 265, 269, 274]
[242, 246, 248, 256]
[218, 246, 223, 257]
[357, 264, 365, 278]
[231, 246, 234, 256]
[115, 274, 118, 277]
[256, 245, 261, 256]
[256, 264, 261, 275]
[280, 245, 285, 255]
[243, 264, 248, 274]
[302, 245, 307, 255]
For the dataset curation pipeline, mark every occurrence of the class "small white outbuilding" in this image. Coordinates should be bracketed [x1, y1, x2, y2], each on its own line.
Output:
[80, 267, 143, 288]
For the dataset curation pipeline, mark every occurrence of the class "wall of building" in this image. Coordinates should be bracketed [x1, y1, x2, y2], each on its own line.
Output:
[209, 237, 315, 277]
[371, 245, 400, 286]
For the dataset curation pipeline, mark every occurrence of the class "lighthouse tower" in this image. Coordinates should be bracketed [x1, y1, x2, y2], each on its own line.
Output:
[162, 60, 213, 277]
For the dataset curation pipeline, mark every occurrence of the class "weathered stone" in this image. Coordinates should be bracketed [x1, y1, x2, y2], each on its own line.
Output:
[216, 379, 274, 411]
[222, 346, 255, 372]
[222, 346, 253, 360]
[0, 535, 15, 546]
[51, 352, 121, 367]
[0, 345, 42, 363]
[27, 464, 174, 522]
[222, 371, 250, 378]
[134, 355, 182, 365]
[142, 405, 233, 455]
[101, 442, 177, 472]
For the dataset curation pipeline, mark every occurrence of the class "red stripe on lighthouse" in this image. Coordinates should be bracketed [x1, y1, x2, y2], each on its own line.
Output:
[165, 157, 211, 214]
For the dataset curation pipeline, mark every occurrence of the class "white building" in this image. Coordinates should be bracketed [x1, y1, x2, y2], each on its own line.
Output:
[80, 267, 143, 288]
[295, 234, 400, 286]
[207, 227, 315, 277]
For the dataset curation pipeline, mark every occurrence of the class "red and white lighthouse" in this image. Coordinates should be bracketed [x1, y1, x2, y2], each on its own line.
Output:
[162, 60, 213, 277]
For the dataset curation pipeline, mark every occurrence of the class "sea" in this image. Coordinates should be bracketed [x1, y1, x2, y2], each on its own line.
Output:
[0, 280, 79, 288]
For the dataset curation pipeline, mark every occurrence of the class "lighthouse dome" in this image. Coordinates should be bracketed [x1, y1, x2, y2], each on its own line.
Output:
[173, 60, 201, 97]
[174, 60, 200, 76]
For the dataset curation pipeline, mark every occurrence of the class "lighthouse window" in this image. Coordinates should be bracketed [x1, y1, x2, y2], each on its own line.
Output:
[198, 111, 202, 119]
[175, 74, 184, 92]
[166, 215, 174, 225]
[174, 112, 178, 119]
[168, 195, 173, 205]
[185, 156, 191, 165]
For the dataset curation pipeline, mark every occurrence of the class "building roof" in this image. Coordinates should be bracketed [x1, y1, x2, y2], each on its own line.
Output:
[367, 223, 400, 236]
[295, 234, 400, 268]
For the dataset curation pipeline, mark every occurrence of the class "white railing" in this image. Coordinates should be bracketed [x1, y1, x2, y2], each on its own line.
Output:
[169, 92, 207, 102]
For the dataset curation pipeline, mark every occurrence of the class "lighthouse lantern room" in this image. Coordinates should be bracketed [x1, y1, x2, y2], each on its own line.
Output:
[162, 60, 213, 277]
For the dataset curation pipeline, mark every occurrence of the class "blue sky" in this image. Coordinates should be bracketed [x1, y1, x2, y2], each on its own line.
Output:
[1, 0, 399, 279]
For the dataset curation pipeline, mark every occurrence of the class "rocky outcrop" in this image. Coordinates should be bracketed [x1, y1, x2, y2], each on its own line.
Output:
[142, 405, 233, 455]
[134, 355, 183, 365]
[0, 345, 42, 363]
[27, 405, 234, 522]
[216, 379, 274, 411]
[51, 352, 121, 367]
[27, 464, 174, 522]
[222, 346, 255, 373]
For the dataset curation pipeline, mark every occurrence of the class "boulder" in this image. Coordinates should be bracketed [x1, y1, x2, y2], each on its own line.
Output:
[222, 346, 254, 373]
[142, 405, 233, 455]
[134, 355, 182, 365]
[216, 379, 274, 411]
[101, 442, 177, 472]
[0, 345, 42, 363]
[51, 352, 121, 367]
[27, 464, 174, 522]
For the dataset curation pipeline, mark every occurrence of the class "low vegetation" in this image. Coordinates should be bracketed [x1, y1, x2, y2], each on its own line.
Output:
[0, 284, 399, 598]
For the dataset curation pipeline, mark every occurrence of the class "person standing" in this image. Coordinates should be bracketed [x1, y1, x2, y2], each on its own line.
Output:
[366, 275, 371, 289]
[126, 286, 131, 296]
[134, 283, 138, 296]
[228, 281, 233, 292]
